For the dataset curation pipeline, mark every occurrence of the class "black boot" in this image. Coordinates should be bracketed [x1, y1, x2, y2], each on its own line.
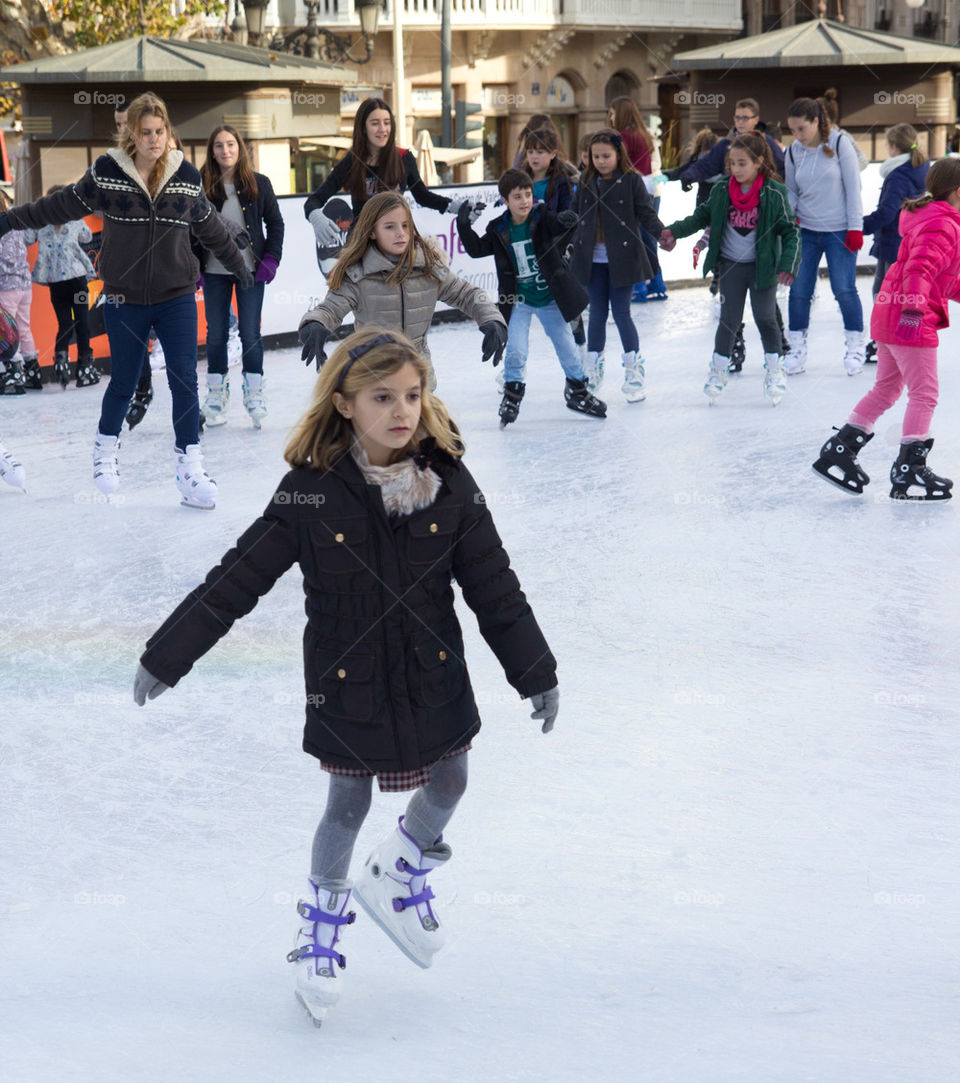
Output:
[728, 324, 746, 373]
[75, 350, 101, 387]
[812, 423, 874, 494]
[864, 339, 877, 364]
[52, 350, 70, 389]
[498, 381, 525, 426]
[22, 355, 43, 389]
[125, 385, 154, 430]
[889, 439, 953, 501]
[563, 377, 607, 418]
[776, 304, 790, 355]
[0, 358, 25, 395]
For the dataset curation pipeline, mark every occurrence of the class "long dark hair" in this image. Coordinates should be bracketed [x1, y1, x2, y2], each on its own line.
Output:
[348, 98, 403, 206]
[582, 128, 637, 183]
[728, 133, 780, 183]
[201, 124, 258, 203]
[787, 98, 834, 158]
[608, 96, 654, 153]
[522, 127, 569, 206]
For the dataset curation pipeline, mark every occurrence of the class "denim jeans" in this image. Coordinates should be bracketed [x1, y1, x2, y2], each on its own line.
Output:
[788, 228, 863, 332]
[203, 272, 265, 375]
[587, 263, 639, 354]
[100, 292, 200, 448]
[503, 300, 585, 384]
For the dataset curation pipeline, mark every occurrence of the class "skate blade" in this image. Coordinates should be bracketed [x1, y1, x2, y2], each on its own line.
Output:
[295, 990, 327, 1028]
[180, 497, 216, 510]
[204, 416, 228, 427]
[889, 488, 953, 502]
[353, 888, 433, 970]
[811, 463, 865, 495]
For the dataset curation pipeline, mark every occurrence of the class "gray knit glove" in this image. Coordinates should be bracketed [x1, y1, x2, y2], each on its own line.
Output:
[134, 663, 168, 706]
[529, 687, 559, 734]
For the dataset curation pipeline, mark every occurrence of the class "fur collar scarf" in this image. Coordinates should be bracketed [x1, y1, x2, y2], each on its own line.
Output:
[880, 152, 912, 179]
[350, 438, 441, 515]
[107, 147, 184, 199]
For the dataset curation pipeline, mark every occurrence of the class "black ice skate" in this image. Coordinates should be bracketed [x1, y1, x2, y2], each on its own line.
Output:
[52, 350, 70, 389]
[812, 423, 874, 494]
[125, 385, 154, 430]
[889, 439, 953, 501]
[498, 381, 525, 427]
[728, 324, 746, 373]
[564, 377, 607, 418]
[75, 351, 101, 387]
[864, 339, 877, 364]
[776, 304, 790, 355]
[0, 359, 25, 395]
[22, 356, 42, 389]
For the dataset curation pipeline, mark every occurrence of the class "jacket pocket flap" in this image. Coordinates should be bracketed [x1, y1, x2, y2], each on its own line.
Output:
[413, 642, 457, 671]
[311, 516, 369, 547]
[407, 504, 460, 539]
[316, 649, 375, 683]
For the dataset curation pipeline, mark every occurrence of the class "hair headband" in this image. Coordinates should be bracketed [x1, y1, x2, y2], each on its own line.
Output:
[336, 333, 404, 393]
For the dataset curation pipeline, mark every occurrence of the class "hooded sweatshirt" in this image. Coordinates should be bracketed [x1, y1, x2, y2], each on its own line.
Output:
[785, 128, 862, 233]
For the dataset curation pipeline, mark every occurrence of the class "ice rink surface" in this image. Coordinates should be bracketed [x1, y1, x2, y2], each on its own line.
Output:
[2, 280, 958, 1082]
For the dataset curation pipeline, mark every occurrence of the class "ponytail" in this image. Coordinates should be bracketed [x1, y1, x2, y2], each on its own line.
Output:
[902, 157, 960, 213]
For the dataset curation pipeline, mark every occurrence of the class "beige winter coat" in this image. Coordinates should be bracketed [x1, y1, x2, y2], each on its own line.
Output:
[299, 244, 503, 385]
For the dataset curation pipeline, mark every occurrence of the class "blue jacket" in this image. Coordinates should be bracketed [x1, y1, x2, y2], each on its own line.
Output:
[863, 158, 931, 263]
[672, 130, 786, 185]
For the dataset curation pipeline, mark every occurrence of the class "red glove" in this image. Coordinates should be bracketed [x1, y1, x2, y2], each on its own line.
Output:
[844, 231, 863, 252]
[692, 247, 700, 270]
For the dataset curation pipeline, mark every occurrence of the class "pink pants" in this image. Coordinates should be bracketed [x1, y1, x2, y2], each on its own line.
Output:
[0, 288, 36, 357]
[848, 341, 939, 441]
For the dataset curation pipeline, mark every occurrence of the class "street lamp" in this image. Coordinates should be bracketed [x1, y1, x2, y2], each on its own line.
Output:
[245, 0, 382, 63]
[242, 0, 269, 45]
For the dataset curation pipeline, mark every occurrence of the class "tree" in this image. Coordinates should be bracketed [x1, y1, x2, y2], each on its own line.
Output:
[44, 1, 226, 49]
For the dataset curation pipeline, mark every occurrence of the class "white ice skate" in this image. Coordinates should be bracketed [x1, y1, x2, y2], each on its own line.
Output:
[0, 441, 26, 491]
[175, 444, 217, 509]
[92, 431, 120, 495]
[288, 878, 355, 1028]
[762, 353, 787, 406]
[783, 330, 807, 375]
[241, 373, 267, 429]
[842, 330, 866, 376]
[227, 323, 242, 368]
[354, 816, 450, 969]
[703, 352, 729, 402]
[584, 351, 604, 393]
[148, 336, 165, 372]
[621, 351, 645, 403]
[203, 374, 229, 427]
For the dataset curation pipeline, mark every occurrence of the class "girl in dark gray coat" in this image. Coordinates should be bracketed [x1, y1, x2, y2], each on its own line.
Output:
[133, 327, 558, 1025]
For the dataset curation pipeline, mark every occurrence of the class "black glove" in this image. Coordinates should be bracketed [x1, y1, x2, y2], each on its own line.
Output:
[557, 209, 578, 230]
[300, 321, 332, 369]
[456, 200, 485, 227]
[0, 212, 10, 239]
[479, 321, 507, 367]
[235, 266, 255, 290]
[681, 178, 693, 192]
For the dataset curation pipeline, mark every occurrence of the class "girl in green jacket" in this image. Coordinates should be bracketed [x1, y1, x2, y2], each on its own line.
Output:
[661, 134, 801, 405]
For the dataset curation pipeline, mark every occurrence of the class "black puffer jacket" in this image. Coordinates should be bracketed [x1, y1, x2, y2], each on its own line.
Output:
[2, 149, 247, 305]
[140, 446, 557, 774]
[569, 171, 664, 289]
[205, 171, 284, 267]
[457, 203, 587, 323]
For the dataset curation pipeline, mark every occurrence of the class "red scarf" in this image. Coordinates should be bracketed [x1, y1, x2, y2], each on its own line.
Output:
[728, 173, 763, 212]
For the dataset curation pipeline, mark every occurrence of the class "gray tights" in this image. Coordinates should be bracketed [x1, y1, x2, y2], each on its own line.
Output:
[310, 754, 468, 883]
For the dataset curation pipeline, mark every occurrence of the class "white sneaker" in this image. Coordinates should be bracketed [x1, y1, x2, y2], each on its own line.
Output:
[783, 330, 807, 375]
[288, 878, 355, 1028]
[843, 330, 866, 376]
[0, 441, 26, 490]
[621, 351, 645, 402]
[354, 817, 450, 969]
[203, 373, 229, 427]
[175, 444, 217, 509]
[762, 353, 787, 406]
[241, 372, 267, 429]
[92, 431, 120, 495]
[704, 352, 730, 402]
[584, 351, 604, 393]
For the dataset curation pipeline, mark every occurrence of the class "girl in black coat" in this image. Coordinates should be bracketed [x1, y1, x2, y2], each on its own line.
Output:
[133, 327, 558, 1025]
[569, 129, 665, 403]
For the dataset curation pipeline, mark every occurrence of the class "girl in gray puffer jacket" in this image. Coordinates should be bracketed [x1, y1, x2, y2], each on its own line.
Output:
[299, 192, 506, 388]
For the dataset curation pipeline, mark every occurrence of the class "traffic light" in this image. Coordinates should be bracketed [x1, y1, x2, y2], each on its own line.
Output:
[455, 101, 484, 150]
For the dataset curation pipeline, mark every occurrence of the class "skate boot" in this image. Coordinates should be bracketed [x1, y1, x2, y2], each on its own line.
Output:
[75, 350, 101, 387]
[203, 373, 229, 426]
[495, 367, 505, 394]
[864, 339, 877, 364]
[762, 353, 787, 406]
[621, 351, 645, 403]
[354, 816, 451, 969]
[783, 330, 807, 375]
[241, 372, 267, 429]
[648, 271, 668, 301]
[175, 444, 217, 509]
[811, 423, 873, 494]
[631, 281, 649, 303]
[704, 352, 730, 402]
[92, 431, 121, 495]
[564, 377, 607, 418]
[889, 439, 953, 501]
[0, 358, 25, 395]
[22, 355, 42, 390]
[125, 385, 154, 430]
[498, 381, 525, 426]
[287, 878, 355, 1028]
[583, 351, 604, 393]
[0, 441, 26, 491]
[776, 304, 790, 355]
[842, 330, 866, 376]
[52, 350, 70, 389]
[728, 324, 746, 373]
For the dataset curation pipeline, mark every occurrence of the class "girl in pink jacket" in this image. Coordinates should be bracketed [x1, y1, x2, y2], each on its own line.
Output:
[812, 157, 959, 501]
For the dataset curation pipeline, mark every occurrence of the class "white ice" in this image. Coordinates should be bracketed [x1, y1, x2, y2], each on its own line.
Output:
[1, 279, 958, 1082]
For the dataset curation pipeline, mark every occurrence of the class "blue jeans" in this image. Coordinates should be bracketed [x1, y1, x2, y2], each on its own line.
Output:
[100, 293, 200, 448]
[503, 300, 585, 384]
[587, 263, 639, 354]
[203, 272, 265, 375]
[788, 229, 863, 332]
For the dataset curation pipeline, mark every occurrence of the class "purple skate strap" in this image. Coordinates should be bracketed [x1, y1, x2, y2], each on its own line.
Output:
[297, 900, 356, 926]
[392, 885, 436, 912]
[286, 943, 346, 968]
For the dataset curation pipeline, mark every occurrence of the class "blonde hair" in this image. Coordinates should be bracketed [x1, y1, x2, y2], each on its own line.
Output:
[284, 327, 464, 471]
[327, 192, 444, 292]
[886, 124, 926, 170]
[120, 92, 174, 198]
[903, 157, 960, 213]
